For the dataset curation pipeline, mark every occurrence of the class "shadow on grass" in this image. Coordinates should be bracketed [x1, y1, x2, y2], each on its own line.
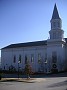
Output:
[0, 79, 18, 82]
[0, 78, 35, 83]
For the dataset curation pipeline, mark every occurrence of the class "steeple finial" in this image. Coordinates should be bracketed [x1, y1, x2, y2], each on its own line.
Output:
[52, 3, 60, 19]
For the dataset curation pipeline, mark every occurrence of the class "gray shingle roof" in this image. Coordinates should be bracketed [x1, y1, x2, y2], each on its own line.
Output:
[2, 40, 47, 49]
[1, 38, 67, 49]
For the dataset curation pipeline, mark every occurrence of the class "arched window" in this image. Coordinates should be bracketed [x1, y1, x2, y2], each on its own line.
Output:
[52, 51, 57, 63]
[53, 22, 56, 28]
[13, 55, 16, 63]
[53, 32, 56, 39]
[31, 54, 34, 63]
[25, 55, 27, 64]
[19, 55, 21, 63]
[38, 53, 41, 63]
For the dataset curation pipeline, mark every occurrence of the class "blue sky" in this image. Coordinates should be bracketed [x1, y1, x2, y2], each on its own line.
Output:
[0, 0, 67, 57]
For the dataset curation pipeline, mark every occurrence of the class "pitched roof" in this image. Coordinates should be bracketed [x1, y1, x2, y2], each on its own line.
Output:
[2, 40, 47, 49]
[1, 38, 67, 49]
[52, 3, 60, 19]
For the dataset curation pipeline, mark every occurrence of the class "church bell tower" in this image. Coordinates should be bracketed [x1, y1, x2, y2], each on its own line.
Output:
[47, 4, 66, 73]
[49, 4, 64, 40]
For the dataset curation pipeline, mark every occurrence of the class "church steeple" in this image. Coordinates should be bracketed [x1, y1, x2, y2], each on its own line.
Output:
[49, 4, 64, 40]
[52, 3, 60, 19]
[50, 4, 62, 30]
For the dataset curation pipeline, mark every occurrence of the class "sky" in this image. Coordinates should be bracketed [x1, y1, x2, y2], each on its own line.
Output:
[0, 0, 67, 57]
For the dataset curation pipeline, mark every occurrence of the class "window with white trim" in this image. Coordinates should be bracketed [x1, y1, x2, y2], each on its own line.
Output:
[31, 54, 34, 63]
[19, 55, 21, 63]
[13, 55, 16, 63]
[38, 53, 41, 63]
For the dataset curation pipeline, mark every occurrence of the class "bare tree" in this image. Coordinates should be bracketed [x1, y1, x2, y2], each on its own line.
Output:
[24, 61, 33, 79]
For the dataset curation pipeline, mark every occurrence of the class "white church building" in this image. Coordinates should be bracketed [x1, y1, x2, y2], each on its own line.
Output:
[1, 4, 67, 73]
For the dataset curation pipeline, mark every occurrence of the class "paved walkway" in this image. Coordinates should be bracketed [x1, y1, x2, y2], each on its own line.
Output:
[0, 77, 67, 90]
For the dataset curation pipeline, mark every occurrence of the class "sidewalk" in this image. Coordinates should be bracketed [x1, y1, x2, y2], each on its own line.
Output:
[0, 78, 46, 83]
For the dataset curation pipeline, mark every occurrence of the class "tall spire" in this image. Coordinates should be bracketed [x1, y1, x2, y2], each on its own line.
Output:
[49, 4, 64, 40]
[52, 3, 60, 19]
